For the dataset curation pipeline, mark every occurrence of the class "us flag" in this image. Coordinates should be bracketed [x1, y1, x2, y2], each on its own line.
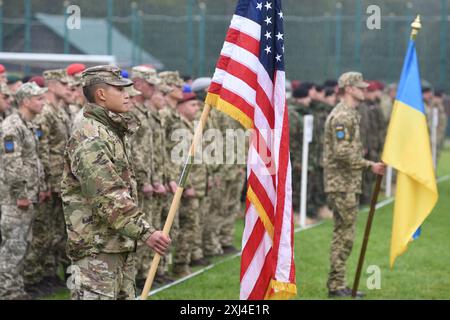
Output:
[205, 0, 296, 299]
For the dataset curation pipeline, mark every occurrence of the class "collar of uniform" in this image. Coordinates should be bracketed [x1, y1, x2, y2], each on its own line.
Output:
[133, 101, 148, 115]
[83, 103, 138, 136]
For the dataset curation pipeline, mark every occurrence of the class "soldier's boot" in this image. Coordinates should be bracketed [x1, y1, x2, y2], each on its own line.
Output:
[172, 264, 191, 278]
[190, 257, 210, 267]
[328, 287, 365, 299]
[221, 245, 239, 255]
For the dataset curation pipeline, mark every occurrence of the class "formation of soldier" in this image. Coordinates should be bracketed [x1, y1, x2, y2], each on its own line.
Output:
[287, 75, 448, 222]
[0, 61, 447, 300]
[0, 64, 245, 300]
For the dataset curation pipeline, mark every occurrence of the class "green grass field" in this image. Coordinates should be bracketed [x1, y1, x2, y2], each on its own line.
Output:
[46, 142, 450, 300]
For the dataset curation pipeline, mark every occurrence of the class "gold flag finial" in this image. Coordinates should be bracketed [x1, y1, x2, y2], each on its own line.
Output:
[410, 15, 422, 40]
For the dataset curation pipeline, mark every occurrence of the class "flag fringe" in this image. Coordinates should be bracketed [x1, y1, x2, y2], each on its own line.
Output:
[205, 93, 253, 129]
[264, 279, 297, 300]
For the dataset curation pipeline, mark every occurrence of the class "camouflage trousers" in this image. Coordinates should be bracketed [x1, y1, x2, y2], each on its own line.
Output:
[191, 196, 210, 261]
[68, 252, 137, 300]
[308, 167, 327, 216]
[136, 192, 153, 281]
[220, 177, 244, 248]
[203, 182, 227, 257]
[326, 192, 359, 291]
[0, 204, 35, 299]
[51, 193, 70, 271]
[173, 196, 200, 273]
[23, 200, 55, 285]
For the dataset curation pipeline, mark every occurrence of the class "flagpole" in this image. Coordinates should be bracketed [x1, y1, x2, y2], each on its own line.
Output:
[140, 103, 212, 300]
[351, 15, 422, 298]
[351, 174, 382, 298]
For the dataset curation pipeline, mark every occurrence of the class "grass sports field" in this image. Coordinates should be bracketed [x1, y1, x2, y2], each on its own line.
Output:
[46, 141, 450, 300]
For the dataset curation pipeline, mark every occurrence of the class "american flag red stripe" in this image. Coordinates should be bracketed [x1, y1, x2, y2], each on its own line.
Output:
[206, 0, 296, 300]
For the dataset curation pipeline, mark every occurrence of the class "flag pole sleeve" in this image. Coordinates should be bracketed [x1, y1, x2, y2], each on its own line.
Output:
[140, 103, 212, 300]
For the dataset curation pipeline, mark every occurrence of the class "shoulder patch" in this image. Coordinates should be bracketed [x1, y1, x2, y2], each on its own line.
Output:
[35, 127, 43, 140]
[4, 137, 15, 153]
[335, 125, 346, 140]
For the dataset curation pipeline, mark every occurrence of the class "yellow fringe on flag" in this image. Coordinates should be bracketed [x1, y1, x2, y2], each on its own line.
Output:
[264, 279, 297, 300]
[205, 93, 253, 129]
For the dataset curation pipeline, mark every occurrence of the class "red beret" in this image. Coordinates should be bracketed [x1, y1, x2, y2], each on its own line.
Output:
[29, 76, 46, 88]
[0, 64, 5, 74]
[66, 63, 86, 76]
[367, 80, 384, 92]
[178, 92, 197, 105]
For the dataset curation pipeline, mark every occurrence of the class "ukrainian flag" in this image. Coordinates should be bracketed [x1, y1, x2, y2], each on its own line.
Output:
[382, 39, 438, 268]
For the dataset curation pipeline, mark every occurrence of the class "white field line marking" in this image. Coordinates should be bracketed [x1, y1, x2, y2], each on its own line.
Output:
[148, 173, 450, 297]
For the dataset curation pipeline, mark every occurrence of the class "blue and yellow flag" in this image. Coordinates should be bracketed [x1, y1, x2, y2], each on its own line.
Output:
[382, 39, 438, 268]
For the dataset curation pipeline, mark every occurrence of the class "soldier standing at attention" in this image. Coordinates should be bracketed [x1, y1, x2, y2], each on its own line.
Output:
[61, 65, 171, 300]
[0, 82, 47, 300]
[323, 72, 385, 298]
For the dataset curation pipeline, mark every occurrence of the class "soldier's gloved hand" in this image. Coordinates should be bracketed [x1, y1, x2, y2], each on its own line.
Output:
[371, 162, 386, 176]
[183, 187, 196, 198]
[142, 183, 154, 197]
[152, 183, 167, 196]
[145, 231, 171, 256]
[17, 198, 32, 209]
[168, 181, 178, 193]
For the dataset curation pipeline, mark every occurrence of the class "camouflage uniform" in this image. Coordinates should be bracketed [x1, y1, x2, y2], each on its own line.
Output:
[323, 72, 373, 292]
[24, 69, 72, 286]
[219, 116, 245, 250]
[172, 110, 208, 275]
[61, 66, 155, 300]
[288, 98, 303, 213]
[128, 66, 160, 282]
[0, 83, 47, 299]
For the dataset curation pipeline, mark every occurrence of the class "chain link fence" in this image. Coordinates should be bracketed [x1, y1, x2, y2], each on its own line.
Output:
[0, 0, 449, 92]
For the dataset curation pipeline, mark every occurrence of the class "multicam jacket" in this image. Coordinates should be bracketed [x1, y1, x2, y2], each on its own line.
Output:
[323, 101, 373, 194]
[61, 103, 155, 260]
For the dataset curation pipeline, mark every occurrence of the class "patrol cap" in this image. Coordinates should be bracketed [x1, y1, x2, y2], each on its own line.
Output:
[338, 72, 369, 89]
[0, 83, 13, 96]
[158, 71, 184, 87]
[421, 79, 433, 93]
[81, 65, 133, 88]
[126, 85, 142, 97]
[157, 83, 173, 94]
[43, 68, 70, 84]
[15, 82, 48, 104]
[131, 65, 160, 85]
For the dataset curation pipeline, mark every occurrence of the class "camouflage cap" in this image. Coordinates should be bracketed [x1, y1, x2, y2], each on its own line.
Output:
[0, 83, 13, 96]
[338, 72, 369, 89]
[158, 71, 184, 87]
[131, 65, 161, 86]
[68, 73, 82, 87]
[81, 65, 133, 88]
[43, 68, 70, 84]
[157, 83, 173, 94]
[15, 82, 48, 103]
[125, 85, 142, 97]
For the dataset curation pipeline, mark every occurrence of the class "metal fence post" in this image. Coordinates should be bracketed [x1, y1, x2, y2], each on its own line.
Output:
[107, 0, 113, 56]
[187, 0, 195, 76]
[334, 2, 342, 79]
[354, 0, 362, 71]
[131, 2, 137, 66]
[439, 0, 448, 88]
[24, 0, 32, 74]
[0, 1, 3, 52]
[198, 2, 206, 77]
[64, 0, 70, 54]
